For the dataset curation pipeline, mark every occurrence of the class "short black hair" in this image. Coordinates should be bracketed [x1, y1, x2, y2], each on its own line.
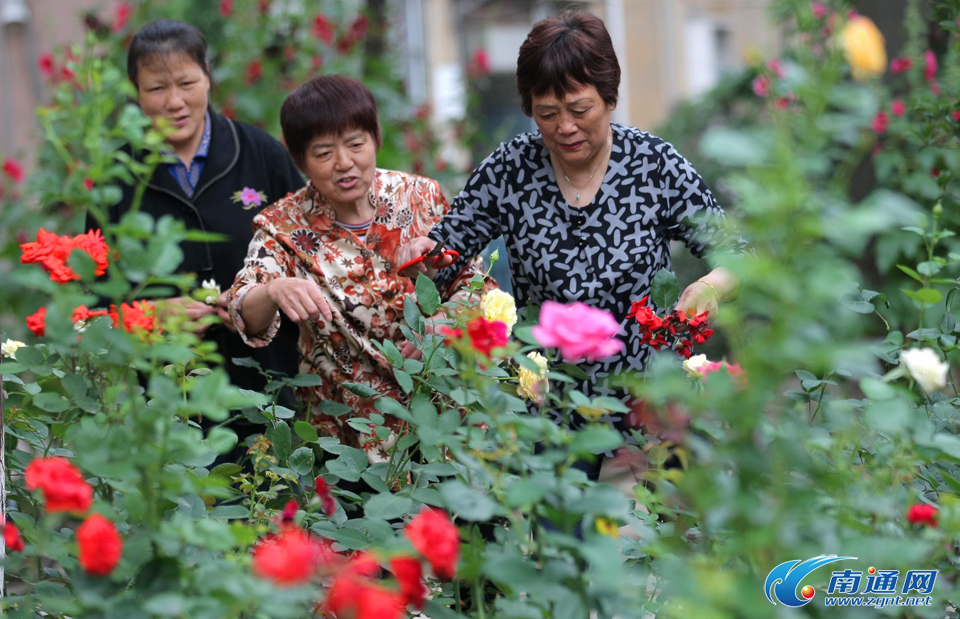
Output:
[516, 10, 620, 116]
[127, 19, 210, 88]
[280, 75, 382, 170]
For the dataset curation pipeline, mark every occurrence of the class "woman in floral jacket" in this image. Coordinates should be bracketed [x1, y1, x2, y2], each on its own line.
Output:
[228, 75, 493, 460]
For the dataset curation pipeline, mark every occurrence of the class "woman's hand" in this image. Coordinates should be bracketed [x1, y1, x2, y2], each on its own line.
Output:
[396, 237, 457, 278]
[677, 282, 719, 321]
[267, 278, 333, 323]
[216, 291, 238, 333]
[399, 313, 445, 360]
[160, 296, 218, 336]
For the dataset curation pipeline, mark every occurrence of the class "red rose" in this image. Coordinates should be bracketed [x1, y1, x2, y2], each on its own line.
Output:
[324, 573, 404, 619]
[3, 158, 24, 183]
[281, 499, 298, 523]
[906, 503, 938, 528]
[466, 316, 508, 358]
[924, 50, 937, 82]
[315, 476, 337, 517]
[246, 61, 263, 85]
[390, 555, 427, 610]
[38, 54, 55, 78]
[312, 14, 335, 45]
[891, 99, 906, 117]
[26, 307, 46, 337]
[77, 514, 122, 575]
[890, 57, 912, 74]
[4, 520, 24, 552]
[72, 305, 109, 325]
[404, 508, 459, 580]
[470, 49, 491, 77]
[252, 527, 330, 586]
[25, 457, 93, 514]
[83, 178, 94, 190]
[110, 300, 158, 335]
[952, 111, 960, 122]
[871, 111, 888, 134]
[219, 0, 233, 17]
[112, 2, 131, 32]
[20, 228, 110, 283]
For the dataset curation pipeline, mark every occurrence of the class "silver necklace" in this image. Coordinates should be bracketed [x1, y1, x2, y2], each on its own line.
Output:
[556, 135, 612, 203]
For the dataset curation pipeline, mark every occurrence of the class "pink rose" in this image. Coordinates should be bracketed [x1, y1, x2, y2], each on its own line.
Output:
[531, 301, 623, 362]
[891, 99, 906, 117]
[811, 2, 827, 19]
[752, 75, 771, 98]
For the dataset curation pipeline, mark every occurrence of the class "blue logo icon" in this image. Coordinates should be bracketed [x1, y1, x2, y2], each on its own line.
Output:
[765, 555, 858, 607]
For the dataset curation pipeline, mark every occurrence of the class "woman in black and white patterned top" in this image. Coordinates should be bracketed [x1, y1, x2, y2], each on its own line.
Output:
[398, 10, 743, 448]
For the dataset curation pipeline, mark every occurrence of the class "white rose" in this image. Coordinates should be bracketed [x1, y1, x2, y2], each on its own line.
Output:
[900, 347, 950, 394]
[683, 354, 711, 378]
[1, 339, 26, 359]
[201, 279, 221, 305]
[480, 289, 517, 335]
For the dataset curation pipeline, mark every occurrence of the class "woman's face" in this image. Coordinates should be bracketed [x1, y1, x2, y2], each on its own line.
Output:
[136, 52, 211, 152]
[302, 130, 378, 213]
[531, 82, 614, 169]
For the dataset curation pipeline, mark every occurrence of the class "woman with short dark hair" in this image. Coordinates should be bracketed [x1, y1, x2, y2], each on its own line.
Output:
[87, 19, 303, 416]
[228, 75, 494, 461]
[397, 10, 745, 474]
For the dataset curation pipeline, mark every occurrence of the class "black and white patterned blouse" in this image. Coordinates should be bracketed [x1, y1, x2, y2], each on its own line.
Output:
[430, 123, 741, 415]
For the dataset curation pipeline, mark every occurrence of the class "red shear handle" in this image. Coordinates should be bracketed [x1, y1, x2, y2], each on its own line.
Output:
[398, 249, 460, 274]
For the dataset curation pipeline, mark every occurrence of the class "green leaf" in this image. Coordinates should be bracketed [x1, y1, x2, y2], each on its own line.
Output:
[342, 382, 380, 398]
[440, 481, 498, 521]
[650, 269, 680, 309]
[569, 426, 623, 456]
[289, 446, 315, 475]
[902, 288, 943, 304]
[288, 373, 325, 387]
[14, 346, 45, 367]
[332, 527, 368, 550]
[206, 428, 238, 455]
[268, 421, 292, 463]
[403, 358, 424, 374]
[416, 274, 441, 316]
[380, 339, 404, 367]
[209, 505, 250, 519]
[33, 393, 70, 413]
[404, 296, 423, 335]
[319, 400, 353, 417]
[557, 363, 589, 380]
[364, 493, 414, 520]
[840, 292, 874, 314]
[375, 397, 412, 422]
[326, 447, 368, 482]
[394, 369, 414, 393]
[940, 312, 957, 334]
[513, 325, 540, 345]
[294, 421, 319, 443]
[61, 373, 88, 399]
[917, 261, 942, 276]
[896, 264, 924, 282]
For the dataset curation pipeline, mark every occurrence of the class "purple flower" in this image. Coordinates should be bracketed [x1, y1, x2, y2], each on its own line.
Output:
[240, 187, 262, 207]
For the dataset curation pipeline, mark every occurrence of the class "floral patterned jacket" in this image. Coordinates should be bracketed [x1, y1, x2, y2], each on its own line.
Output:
[228, 169, 495, 460]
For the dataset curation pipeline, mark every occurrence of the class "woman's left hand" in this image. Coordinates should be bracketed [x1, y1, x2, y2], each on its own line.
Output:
[216, 291, 239, 333]
[677, 281, 719, 321]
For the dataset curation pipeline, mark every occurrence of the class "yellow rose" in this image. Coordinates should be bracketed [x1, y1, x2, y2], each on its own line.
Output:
[840, 16, 886, 81]
[595, 517, 620, 539]
[1, 339, 26, 359]
[517, 351, 548, 404]
[480, 289, 517, 335]
[682, 354, 710, 378]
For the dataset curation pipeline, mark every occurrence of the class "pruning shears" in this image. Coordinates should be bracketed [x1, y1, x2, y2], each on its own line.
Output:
[398, 239, 460, 274]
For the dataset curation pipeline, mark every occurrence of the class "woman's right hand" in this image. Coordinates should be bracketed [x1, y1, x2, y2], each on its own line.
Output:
[267, 278, 333, 323]
[396, 237, 457, 278]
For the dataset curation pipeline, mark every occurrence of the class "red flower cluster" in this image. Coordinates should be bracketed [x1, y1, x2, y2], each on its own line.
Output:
[323, 553, 405, 618]
[4, 520, 24, 552]
[246, 60, 263, 85]
[337, 15, 369, 54]
[627, 297, 713, 359]
[404, 508, 460, 580]
[442, 317, 508, 362]
[252, 526, 333, 586]
[112, 2, 131, 32]
[906, 504, 938, 528]
[20, 228, 110, 283]
[313, 14, 335, 45]
[24, 457, 93, 514]
[872, 111, 888, 134]
[27, 307, 46, 337]
[315, 476, 337, 517]
[76, 514, 122, 576]
[890, 57, 912, 74]
[73, 305, 110, 325]
[109, 300, 158, 335]
[3, 158, 24, 183]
